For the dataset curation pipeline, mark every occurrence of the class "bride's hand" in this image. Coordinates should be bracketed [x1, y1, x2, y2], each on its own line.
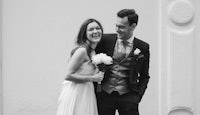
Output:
[90, 71, 104, 82]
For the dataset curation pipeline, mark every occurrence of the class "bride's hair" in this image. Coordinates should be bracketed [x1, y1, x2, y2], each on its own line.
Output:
[76, 18, 103, 57]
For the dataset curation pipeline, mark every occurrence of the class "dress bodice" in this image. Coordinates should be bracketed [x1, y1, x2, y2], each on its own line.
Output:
[75, 60, 97, 76]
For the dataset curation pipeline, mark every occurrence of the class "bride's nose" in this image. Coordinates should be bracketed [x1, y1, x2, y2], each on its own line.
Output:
[93, 29, 98, 33]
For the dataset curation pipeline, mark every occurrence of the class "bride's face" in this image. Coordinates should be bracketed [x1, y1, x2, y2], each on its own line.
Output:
[86, 22, 102, 44]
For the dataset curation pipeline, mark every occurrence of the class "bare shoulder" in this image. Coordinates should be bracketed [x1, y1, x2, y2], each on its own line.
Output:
[71, 47, 87, 59]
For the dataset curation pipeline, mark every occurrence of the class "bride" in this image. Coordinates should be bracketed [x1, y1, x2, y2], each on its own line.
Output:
[56, 18, 104, 115]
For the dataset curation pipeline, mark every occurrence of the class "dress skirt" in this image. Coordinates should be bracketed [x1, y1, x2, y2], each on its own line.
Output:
[56, 81, 98, 115]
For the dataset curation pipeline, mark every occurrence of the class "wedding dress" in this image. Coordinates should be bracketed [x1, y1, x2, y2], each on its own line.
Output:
[56, 60, 98, 115]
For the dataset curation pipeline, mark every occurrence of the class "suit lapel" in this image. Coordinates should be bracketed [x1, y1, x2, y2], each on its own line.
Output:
[128, 37, 138, 57]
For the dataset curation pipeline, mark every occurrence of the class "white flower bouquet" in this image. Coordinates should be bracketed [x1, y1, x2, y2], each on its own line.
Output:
[92, 53, 113, 71]
[91, 53, 113, 92]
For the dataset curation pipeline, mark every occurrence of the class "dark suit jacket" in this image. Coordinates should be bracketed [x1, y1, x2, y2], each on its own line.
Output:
[96, 33, 150, 100]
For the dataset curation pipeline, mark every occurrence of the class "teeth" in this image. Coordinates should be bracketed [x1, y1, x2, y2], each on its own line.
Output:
[93, 34, 100, 37]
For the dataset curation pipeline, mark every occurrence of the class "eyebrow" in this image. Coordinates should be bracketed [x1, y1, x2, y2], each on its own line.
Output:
[116, 24, 124, 27]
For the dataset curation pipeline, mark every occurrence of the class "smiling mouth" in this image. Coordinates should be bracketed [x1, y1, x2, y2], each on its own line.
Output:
[117, 33, 122, 36]
[92, 33, 101, 38]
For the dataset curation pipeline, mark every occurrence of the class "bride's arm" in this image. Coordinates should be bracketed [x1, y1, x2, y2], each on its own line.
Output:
[65, 47, 103, 83]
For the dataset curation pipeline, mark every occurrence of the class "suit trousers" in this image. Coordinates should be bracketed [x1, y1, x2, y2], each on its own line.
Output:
[96, 90, 139, 115]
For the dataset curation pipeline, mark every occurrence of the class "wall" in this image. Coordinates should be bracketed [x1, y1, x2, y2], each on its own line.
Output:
[0, 0, 2, 114]
[1, 0, 159, 115]
[2, 0, 200, 115]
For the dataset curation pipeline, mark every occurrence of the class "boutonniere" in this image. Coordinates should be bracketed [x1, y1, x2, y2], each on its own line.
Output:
[134, 48, 141, 55]
[134, 48, 145, 60]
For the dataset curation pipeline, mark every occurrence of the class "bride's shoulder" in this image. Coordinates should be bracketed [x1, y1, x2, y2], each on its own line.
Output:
[70, 46, 91, 62]
[71, 46, 87, 56]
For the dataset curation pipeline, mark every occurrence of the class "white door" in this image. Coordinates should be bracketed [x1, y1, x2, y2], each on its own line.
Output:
[160, 0, 200, 115]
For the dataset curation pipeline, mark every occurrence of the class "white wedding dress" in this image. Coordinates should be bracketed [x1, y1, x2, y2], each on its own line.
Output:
[56, 60, 98, 115]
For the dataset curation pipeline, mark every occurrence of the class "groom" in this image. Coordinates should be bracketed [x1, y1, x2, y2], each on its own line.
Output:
[95, 9, 150, 115]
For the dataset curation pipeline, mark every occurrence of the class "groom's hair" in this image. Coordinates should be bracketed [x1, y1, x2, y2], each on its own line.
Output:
[117, 9, 139, 26]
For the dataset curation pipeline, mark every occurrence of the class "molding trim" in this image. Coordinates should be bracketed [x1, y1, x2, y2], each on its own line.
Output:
[0, 0, 2, 114]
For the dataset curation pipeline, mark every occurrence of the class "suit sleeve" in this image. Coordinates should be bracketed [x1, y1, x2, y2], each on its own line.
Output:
[138, 44, 150, 100]
[96, 35, 107, 54]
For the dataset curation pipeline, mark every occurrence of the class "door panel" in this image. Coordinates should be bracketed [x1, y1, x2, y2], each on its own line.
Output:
[160, 0, 200, 115]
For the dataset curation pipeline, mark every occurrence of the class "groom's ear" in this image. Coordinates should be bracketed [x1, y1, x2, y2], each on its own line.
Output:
[130, 23, 136, 29]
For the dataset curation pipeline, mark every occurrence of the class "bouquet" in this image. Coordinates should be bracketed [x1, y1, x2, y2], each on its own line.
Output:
[91, 53, 113, 92]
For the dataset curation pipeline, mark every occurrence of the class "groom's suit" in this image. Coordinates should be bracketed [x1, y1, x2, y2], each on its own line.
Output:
[95, 33, 150, 115]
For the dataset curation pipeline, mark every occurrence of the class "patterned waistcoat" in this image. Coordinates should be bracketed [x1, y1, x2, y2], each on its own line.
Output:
[102, 55, 133, 95]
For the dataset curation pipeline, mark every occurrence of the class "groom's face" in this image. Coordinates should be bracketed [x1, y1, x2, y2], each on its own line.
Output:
[115, 16, 133, 41]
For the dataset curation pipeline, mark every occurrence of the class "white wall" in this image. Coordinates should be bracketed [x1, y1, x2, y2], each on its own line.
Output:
[0, 0, 2, 114]
[2, 0, 159, 115]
